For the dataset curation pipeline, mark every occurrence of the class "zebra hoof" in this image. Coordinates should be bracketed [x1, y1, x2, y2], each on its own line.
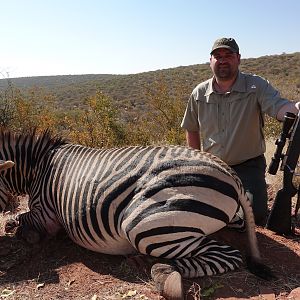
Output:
[163, 270, 184, 300]
[151, 263, 184, 300]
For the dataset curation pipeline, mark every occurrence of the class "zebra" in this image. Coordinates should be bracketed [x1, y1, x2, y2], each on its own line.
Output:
[0, 129, 272, 300]
[0, 160, 15, 210]
[0, 159, 12, 188]
[0, 160, 14, 172]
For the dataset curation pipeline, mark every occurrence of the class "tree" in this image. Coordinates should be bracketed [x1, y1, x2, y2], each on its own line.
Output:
[65, 91, 126, 148]
[127, 75, 187, 145]
[0, 78, 17, 127]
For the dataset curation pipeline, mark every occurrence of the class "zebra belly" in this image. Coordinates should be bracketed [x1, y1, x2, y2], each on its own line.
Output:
[72, 236, 137, 255]
[62, 220, 137, 255]
[59, 209, 137, 255]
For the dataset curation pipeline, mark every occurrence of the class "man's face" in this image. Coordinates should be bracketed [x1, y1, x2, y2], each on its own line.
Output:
[210, 48, 240, 81]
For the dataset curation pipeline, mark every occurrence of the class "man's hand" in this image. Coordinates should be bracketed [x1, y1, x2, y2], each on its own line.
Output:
[276, 101, 300, 121]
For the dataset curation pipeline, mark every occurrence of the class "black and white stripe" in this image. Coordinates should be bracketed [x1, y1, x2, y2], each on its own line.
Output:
[0, 129, 260, 278]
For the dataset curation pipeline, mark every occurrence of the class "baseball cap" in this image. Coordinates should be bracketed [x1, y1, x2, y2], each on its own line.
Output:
[210, 38, 239, 55]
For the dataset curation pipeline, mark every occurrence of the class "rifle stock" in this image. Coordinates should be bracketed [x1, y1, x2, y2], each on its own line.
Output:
[266, 111, 300, 235]
[266, 189, 292, 235]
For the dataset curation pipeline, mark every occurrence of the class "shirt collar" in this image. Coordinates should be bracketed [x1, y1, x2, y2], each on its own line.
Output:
[232, 71, 247, 92]
[205, 71, 246, 96]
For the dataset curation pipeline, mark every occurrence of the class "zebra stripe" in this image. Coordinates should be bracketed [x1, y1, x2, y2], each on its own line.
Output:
[0, 129, 260, 279]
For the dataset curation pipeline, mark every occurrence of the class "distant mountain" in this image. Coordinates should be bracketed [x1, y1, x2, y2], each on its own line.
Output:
[0, 74, 122, 90]
[1, 52, 299, 116]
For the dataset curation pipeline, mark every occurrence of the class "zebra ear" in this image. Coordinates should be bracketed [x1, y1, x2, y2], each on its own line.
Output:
[0, 160, 15, 172]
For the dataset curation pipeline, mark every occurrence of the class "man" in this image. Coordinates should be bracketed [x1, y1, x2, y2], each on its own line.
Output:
[181, 37, 300, 225]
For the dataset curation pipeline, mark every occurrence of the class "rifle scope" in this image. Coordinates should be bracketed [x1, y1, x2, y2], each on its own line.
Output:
[268, 112, 296, 175]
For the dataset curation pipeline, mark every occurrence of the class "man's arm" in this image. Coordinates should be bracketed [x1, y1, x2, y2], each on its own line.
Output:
[276, 101, 300, 121]
[186, 131, 201, 150]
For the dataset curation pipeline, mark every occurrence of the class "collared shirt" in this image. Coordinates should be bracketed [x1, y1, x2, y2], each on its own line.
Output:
[181, 71, 290, 165]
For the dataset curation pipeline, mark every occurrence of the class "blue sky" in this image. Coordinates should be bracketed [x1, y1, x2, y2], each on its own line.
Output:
[1, 0, 300, 78]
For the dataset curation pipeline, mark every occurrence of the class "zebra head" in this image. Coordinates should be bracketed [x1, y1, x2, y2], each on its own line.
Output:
[0, 160, 15, 211]
[0, 129, 67, 211]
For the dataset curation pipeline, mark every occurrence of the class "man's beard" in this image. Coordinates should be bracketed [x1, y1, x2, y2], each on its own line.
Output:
[214, 64, 236, 81]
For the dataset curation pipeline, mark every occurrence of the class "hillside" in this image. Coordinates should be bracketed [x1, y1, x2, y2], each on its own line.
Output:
[1, 52, 299, 116]
[0, 53, 300, 300]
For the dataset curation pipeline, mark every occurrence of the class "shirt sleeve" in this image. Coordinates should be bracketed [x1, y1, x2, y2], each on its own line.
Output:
[256, 77, 290, 118]
[181, 94, 200, 131]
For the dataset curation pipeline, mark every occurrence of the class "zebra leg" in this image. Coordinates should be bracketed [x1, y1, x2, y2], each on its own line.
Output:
[174, 236, 243, 279]
[124, 254, 184, 299]
[5, 216, 42, 244]
[5, 207, 61, 244]
[151, 262, 183, 300]
[16, 224, 42, 244]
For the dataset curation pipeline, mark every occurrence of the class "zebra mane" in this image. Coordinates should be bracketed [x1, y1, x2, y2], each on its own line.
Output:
[0, 127, 68, 151]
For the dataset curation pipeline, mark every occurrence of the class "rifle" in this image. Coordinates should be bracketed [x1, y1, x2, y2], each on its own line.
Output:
[266, 110, 300, 235]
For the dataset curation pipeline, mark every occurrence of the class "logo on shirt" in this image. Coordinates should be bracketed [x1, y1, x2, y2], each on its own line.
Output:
[251, 85, 257, 89]
[208, 138, 216, 145]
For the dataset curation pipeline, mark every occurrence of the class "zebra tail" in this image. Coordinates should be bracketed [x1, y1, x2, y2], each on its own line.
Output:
[239, 192, 275, 280]
[239, 192, 260, 260]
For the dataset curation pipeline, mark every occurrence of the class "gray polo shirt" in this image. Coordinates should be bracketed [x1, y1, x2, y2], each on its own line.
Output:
[181, 71, 290, 165]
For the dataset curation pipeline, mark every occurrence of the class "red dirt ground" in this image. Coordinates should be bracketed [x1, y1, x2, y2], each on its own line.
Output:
[0, 185, 299, 300]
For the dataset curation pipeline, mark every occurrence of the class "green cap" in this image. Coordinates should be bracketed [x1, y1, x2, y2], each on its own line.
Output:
[210, 38, 239, 55]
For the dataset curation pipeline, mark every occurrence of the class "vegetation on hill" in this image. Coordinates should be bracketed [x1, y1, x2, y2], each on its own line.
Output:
[0, 52, 299, 146]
